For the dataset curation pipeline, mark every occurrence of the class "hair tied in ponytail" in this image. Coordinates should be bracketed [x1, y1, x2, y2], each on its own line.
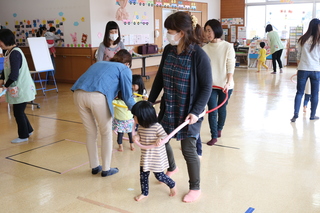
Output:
[191, 15, 198, 29]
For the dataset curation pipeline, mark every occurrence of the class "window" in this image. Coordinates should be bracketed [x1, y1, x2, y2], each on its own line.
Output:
[246, 6, 266, 39]
[246, 0, 265, 3]
[246, 2, 314, 39]
[316, 3, 320, 18]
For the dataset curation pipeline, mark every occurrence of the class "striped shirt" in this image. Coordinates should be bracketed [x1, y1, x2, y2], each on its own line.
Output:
[138, 123, 168, 172]
[161, 45, 193, 140]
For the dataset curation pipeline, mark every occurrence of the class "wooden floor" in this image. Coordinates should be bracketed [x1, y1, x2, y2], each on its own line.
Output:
[1, 66, 320, 213]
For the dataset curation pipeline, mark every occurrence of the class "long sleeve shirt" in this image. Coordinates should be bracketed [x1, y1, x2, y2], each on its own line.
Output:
[96, 42, 125, 62]
[202, 40, 235, 89]
[297, 37, 320, 71]
[267, 31, 284, 54]
[71, 61, 136, 115]
[0, 49, 22, 87]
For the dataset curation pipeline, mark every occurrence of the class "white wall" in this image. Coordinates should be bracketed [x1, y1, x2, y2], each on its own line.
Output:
[0, 0, 90, 46]
[0, 0, 220, 47]
[89, 0, 155, 47]
[202, 0, 220, 20]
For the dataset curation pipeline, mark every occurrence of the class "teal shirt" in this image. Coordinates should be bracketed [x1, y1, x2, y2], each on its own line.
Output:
[71, 61, 135, 116]
[267, 31, 284, 54]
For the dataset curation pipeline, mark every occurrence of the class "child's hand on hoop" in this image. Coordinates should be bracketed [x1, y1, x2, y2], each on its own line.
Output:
[133, 135, 140, 143]
[155, 138, 162, 146]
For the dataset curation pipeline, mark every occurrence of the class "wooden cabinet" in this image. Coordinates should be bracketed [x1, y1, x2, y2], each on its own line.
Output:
[21, 47, 97, 83]
[55, 47, 97, 83]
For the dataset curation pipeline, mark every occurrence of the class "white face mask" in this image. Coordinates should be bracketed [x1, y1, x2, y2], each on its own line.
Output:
[109, 33, 118, 41]
[166, 32, 181, 46]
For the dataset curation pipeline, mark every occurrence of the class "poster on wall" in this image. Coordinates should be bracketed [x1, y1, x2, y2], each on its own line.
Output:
[14, 19, 65, 47]
[222, 18, 244, 26]
[237, 26, 246, 42]
[113, 0, 154, 44]
[231, 26, 236, 42]
[122, 34, 150, 45]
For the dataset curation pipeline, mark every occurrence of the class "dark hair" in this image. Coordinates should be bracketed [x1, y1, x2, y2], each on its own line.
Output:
[164, 11, 199, 49]
[194, 24, 206, 45]
[259, 42, 265, 48]
[298, 18, 320, 52]
[49, 26, 56, 32]
[204, 19, 223, 39]
[110, 49, 132, 67]
[0, 29, 16, 46]
[265, 24, 273, 33]
[132, 75, 145, 95]
[103, 21, 121, 47]
[131, 101, 158, 128]
[36, 26, 47, 37]
[116, 91, 123, 100]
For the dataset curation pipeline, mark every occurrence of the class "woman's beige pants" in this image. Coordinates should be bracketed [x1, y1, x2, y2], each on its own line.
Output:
[73, 90, 113, 171]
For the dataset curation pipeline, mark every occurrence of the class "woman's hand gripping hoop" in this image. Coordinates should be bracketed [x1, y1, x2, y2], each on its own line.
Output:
[133, 86, 229, 149]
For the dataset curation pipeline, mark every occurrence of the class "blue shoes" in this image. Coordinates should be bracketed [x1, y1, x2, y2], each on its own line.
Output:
[101, 168, 119, 177]
[92, 166, 119, 176]
[91, 165, 102, 174]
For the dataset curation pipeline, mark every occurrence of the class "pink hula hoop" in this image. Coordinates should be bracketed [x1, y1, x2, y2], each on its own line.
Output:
[133, 86, 228, 149]
[291, 74, 297, 84]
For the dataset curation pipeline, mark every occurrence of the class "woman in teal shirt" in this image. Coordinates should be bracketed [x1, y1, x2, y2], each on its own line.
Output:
[266, 24, 284, 74]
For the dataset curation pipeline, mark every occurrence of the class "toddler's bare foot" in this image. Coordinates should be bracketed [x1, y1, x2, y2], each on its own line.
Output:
[169, 186, 177, 197]
[303, 106, 307, 112]
[130, 143, 135, 151]
[135, 194, 147, 201]
[117, 145, 123, 152]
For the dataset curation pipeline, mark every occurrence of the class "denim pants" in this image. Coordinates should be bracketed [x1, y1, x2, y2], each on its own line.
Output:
[207, 88, 233, 139]
[303, 94, 311, 107]
[294, 71, 320, 118]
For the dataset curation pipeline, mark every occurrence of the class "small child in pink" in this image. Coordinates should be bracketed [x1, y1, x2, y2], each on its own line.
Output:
[45, 27, 60, 57]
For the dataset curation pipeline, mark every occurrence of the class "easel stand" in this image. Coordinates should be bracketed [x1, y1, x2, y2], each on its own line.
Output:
[30, 69, 58, 95]
[27, 37, 59, 109]
[28, 70, 58, 109]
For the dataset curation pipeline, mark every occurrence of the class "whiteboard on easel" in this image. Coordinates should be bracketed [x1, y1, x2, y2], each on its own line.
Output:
[27, 37, 54, 71]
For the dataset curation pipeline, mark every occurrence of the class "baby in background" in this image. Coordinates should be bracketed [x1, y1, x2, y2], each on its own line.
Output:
[132, 74, 148, 101]
[45, 26, 61, 57]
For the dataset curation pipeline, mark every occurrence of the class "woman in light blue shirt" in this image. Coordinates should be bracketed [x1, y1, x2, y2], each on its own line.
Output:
[71, 49, 135, 177]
